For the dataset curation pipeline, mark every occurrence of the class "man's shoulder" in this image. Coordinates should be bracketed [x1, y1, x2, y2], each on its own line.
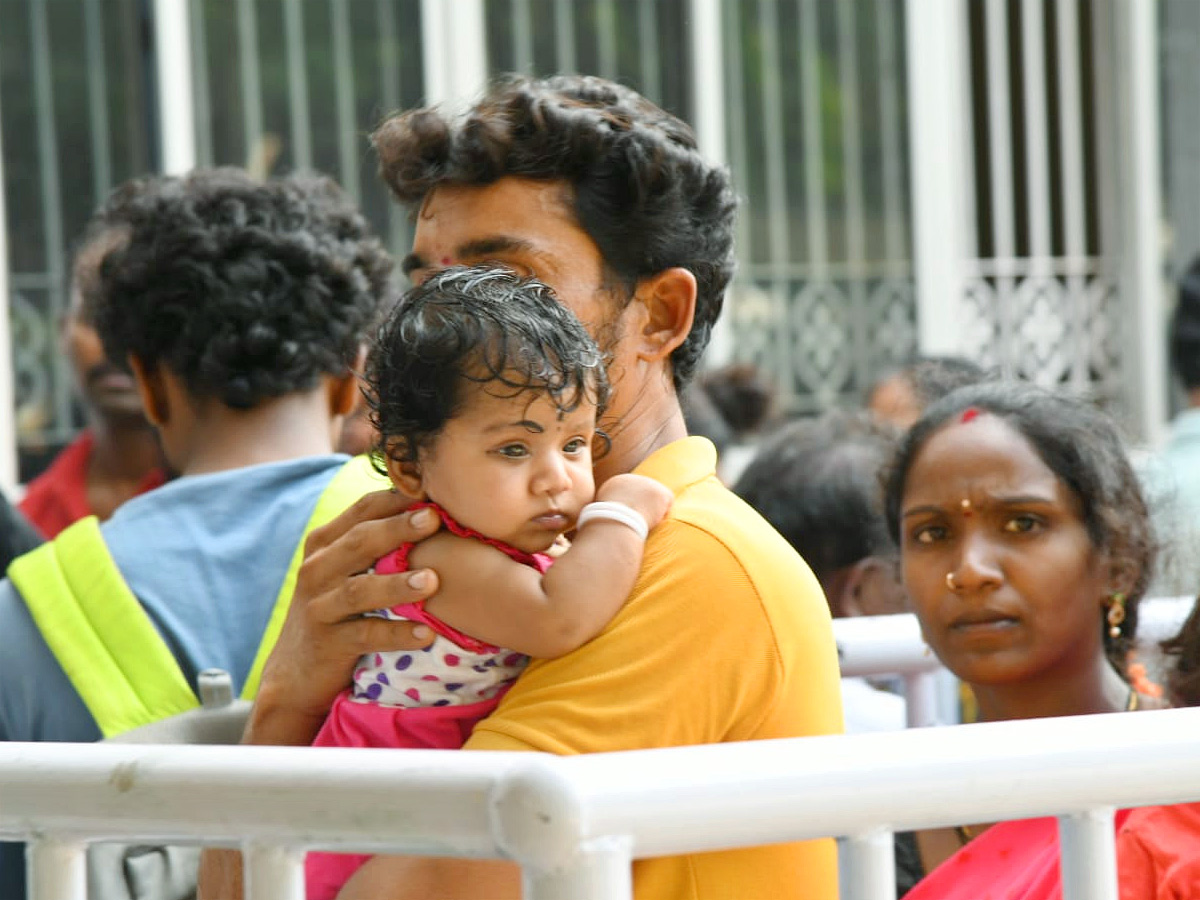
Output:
[104, 455, 353, 533]
[647, 476, 821, 600]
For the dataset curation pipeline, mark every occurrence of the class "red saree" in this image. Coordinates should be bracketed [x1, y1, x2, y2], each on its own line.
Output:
[904, 811, 1133, 900]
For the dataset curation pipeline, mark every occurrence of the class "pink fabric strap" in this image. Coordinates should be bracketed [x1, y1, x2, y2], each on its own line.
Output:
[373, 501, 553, 654]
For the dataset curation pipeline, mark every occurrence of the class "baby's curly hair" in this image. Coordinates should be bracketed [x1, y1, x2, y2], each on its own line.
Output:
[367, 266, 610, 470]
[89, 168, 392, 409]
[372, 74, 738, 392]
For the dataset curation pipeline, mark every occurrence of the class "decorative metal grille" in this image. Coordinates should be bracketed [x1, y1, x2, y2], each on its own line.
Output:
[1161, 0, 1200, 297]
[5, 0, 1164, 469]
[2, 0, 426, 479]
[2, 0, 152, 478]
[721, 0, 917, 415]
[956, 0, 1125, 407]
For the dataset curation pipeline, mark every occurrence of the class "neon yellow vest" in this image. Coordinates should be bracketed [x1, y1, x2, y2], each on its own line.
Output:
[8, 455, 389, 739]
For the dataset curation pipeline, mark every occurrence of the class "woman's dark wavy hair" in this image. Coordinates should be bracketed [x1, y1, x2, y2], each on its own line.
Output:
[883, 381, 1156, 671]
[372, 73, 738, 392]
[368, 266, 611, 470]
[1169, 256, 1200, 391]
[89, 168, 392, 409]
[1161, 599, 1200, 707]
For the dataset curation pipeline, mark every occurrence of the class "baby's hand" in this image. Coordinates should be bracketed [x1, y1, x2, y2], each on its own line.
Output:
[594, 473, 674, 533]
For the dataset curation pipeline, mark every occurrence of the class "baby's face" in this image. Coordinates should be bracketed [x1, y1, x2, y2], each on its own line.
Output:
[410, 387, 598, 553]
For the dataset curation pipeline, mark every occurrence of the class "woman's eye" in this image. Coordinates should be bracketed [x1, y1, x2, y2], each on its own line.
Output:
[497, 444, 528, 459]
[1004, 515, 1040, 534]
[912, 525, 946, 545]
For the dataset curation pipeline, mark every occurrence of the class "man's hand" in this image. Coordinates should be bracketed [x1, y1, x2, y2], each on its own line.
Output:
[199, 490, 442, 900]
[245, 489, 441, 747]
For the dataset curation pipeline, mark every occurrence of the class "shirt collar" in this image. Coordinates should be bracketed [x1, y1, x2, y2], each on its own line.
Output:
[631, 436, 717, 495]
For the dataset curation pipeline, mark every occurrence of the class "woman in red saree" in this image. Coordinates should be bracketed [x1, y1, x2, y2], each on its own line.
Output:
[883, 383, 1164, 898]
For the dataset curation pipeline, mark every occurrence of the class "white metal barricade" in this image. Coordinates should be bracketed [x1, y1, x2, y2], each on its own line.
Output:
[3, 597, 1193, 899]
[4, 707, 1200, 900]
[831, 596, 1195, 728]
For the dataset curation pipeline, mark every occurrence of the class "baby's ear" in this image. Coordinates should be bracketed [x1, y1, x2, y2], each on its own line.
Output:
[383, 440, 426, 499]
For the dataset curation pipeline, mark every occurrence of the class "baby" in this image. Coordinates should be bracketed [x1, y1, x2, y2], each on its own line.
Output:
[306, 265, 672, 898]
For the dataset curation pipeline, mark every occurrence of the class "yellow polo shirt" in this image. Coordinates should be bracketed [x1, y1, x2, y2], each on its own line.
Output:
[468, 437, 843, 899]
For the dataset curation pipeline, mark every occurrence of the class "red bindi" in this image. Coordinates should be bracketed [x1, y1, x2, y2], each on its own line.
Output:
[440, 256, 452, 266]
[960, 407, 980, 424]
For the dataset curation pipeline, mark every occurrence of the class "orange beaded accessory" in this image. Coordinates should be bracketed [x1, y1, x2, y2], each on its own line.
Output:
[1127, 659, 1164, 700]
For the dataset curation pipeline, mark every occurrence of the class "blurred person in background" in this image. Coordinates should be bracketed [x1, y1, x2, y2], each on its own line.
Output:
[867, 355, 988, 430]
[1140, 256, 1200, 596]
[0, 492, 41, 572]
[0, 168, 422, 900]
[19, 216, 168, 537]
[680, 379, 734, 458]
[887, 381, 1164, 898]
[699, 361, 778, 483]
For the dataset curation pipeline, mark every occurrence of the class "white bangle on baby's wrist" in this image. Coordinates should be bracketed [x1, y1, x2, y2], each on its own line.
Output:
[576, 500, 650, 541]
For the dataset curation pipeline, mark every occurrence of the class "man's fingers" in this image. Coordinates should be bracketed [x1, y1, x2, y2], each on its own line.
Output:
[319, 569, 440, 622]
[302, 504, 442, 591]
[344, 616, 437, 655]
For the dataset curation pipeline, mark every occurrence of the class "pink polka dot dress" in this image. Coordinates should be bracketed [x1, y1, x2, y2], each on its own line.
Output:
[306, 502, 553, 899]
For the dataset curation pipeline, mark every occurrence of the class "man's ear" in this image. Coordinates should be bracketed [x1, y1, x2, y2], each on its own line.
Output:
[843, 555, 909, 618]
[630, 267, 697, 363]
[383, 441, 426, 500]
[127, 354, 168, 428]
[329, 346, 369, 418]
[328, 372, 362, 419]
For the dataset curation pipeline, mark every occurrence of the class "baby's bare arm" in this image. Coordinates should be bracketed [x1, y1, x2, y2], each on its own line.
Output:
[420, 474, 673, 657]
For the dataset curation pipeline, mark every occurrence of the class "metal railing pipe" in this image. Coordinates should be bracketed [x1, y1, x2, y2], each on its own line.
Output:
[840, 829, 896, 900]
[556, 707, 1200, 857]
[1059, 808, 1118, 900]
[0, 743, 530, 856]
[244, 842, 305, 900]
[26, 836, 86, 900]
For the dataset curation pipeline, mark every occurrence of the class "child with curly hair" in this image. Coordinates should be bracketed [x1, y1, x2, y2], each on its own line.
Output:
[305, 266, 672, 899]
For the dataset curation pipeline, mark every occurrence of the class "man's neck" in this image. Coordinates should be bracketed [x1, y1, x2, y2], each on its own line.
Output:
[594, 393, 688, 486]
[171, 391, 339, 477]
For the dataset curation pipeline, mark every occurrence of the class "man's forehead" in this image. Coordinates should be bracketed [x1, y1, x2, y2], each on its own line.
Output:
[417, 178, 574, 223]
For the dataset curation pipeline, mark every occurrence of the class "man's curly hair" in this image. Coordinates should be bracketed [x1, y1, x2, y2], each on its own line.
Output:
[89, 168, 393, 409]
[372, 74, 738, 392]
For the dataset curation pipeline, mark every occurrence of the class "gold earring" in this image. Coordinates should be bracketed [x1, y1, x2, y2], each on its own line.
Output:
[1107, 592, 1127, 639]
